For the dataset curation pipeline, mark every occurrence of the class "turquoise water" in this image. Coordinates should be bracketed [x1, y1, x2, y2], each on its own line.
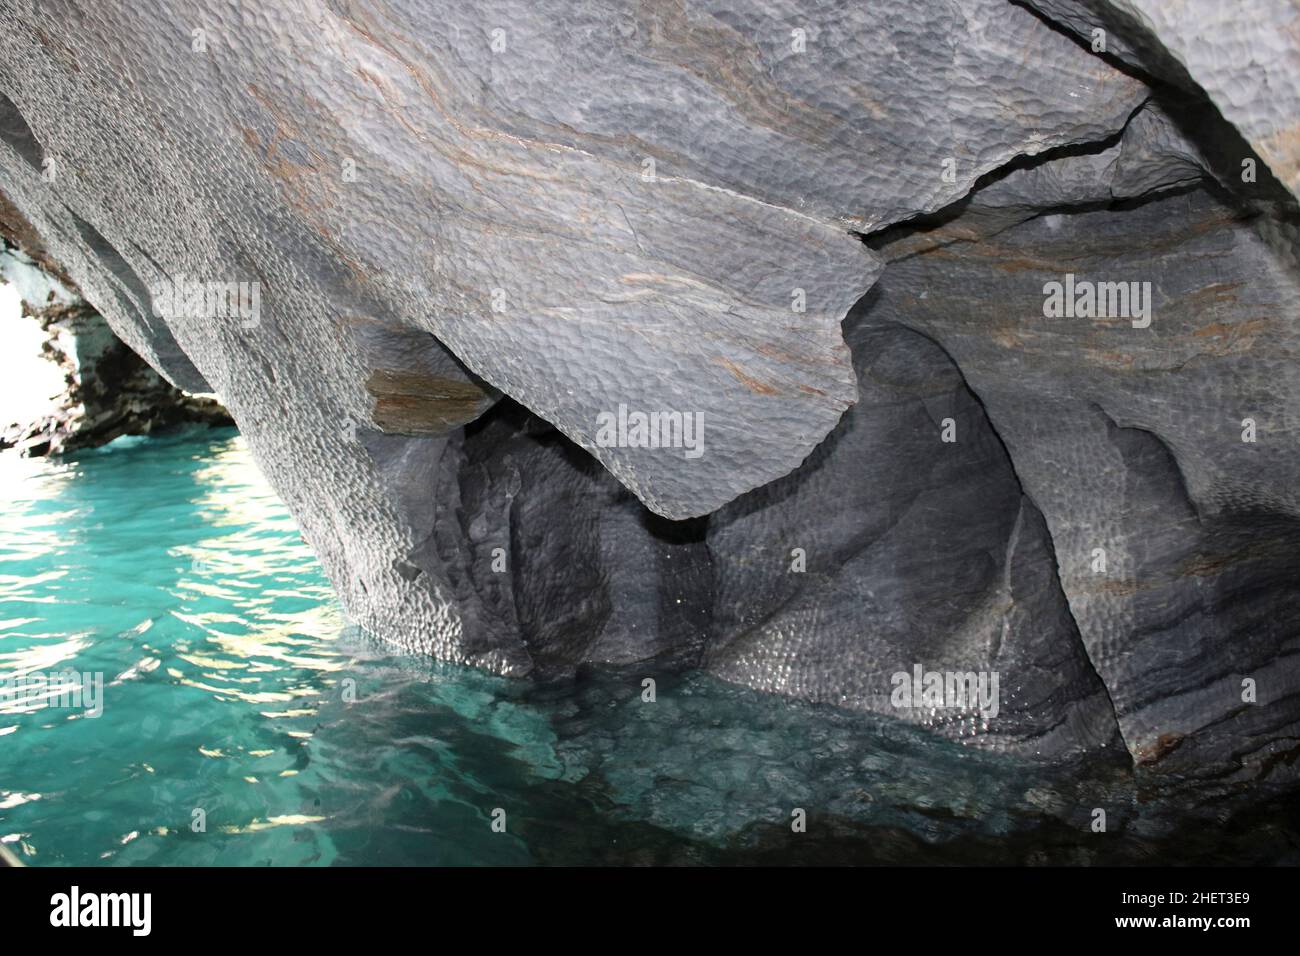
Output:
[1, 427, 1295, 865]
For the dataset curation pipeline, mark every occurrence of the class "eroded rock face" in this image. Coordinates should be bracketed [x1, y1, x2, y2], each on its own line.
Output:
[0, 1, 1296, 775]
[0, 237, 231, 456]
[1025, 0, 1300, 196]
[868, 187, 1300, 775]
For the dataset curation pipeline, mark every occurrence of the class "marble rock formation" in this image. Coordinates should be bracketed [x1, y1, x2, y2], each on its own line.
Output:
[0, 209, 231, 455]
[0, 1, 1296, 776]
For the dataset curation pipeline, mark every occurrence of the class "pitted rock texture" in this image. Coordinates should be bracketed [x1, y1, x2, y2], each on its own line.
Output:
[0, 0, 1297, 776]
[0, 0, 1145, 520]
[702, 313, 1123, 756]
[869, 185, 1300, 776]
[1025, 0, 1300, 196]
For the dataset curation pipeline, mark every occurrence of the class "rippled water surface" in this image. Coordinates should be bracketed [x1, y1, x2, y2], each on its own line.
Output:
[1, 427, 1295, 866]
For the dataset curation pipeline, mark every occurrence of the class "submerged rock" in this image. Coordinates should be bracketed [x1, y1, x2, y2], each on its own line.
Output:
[0, 1, 1296, 782]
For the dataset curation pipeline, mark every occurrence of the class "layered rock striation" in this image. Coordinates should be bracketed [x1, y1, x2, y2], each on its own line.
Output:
[0, 0, 1296, 777]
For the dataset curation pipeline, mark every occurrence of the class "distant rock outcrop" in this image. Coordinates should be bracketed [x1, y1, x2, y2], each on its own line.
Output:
[1, 198, 231, 455]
